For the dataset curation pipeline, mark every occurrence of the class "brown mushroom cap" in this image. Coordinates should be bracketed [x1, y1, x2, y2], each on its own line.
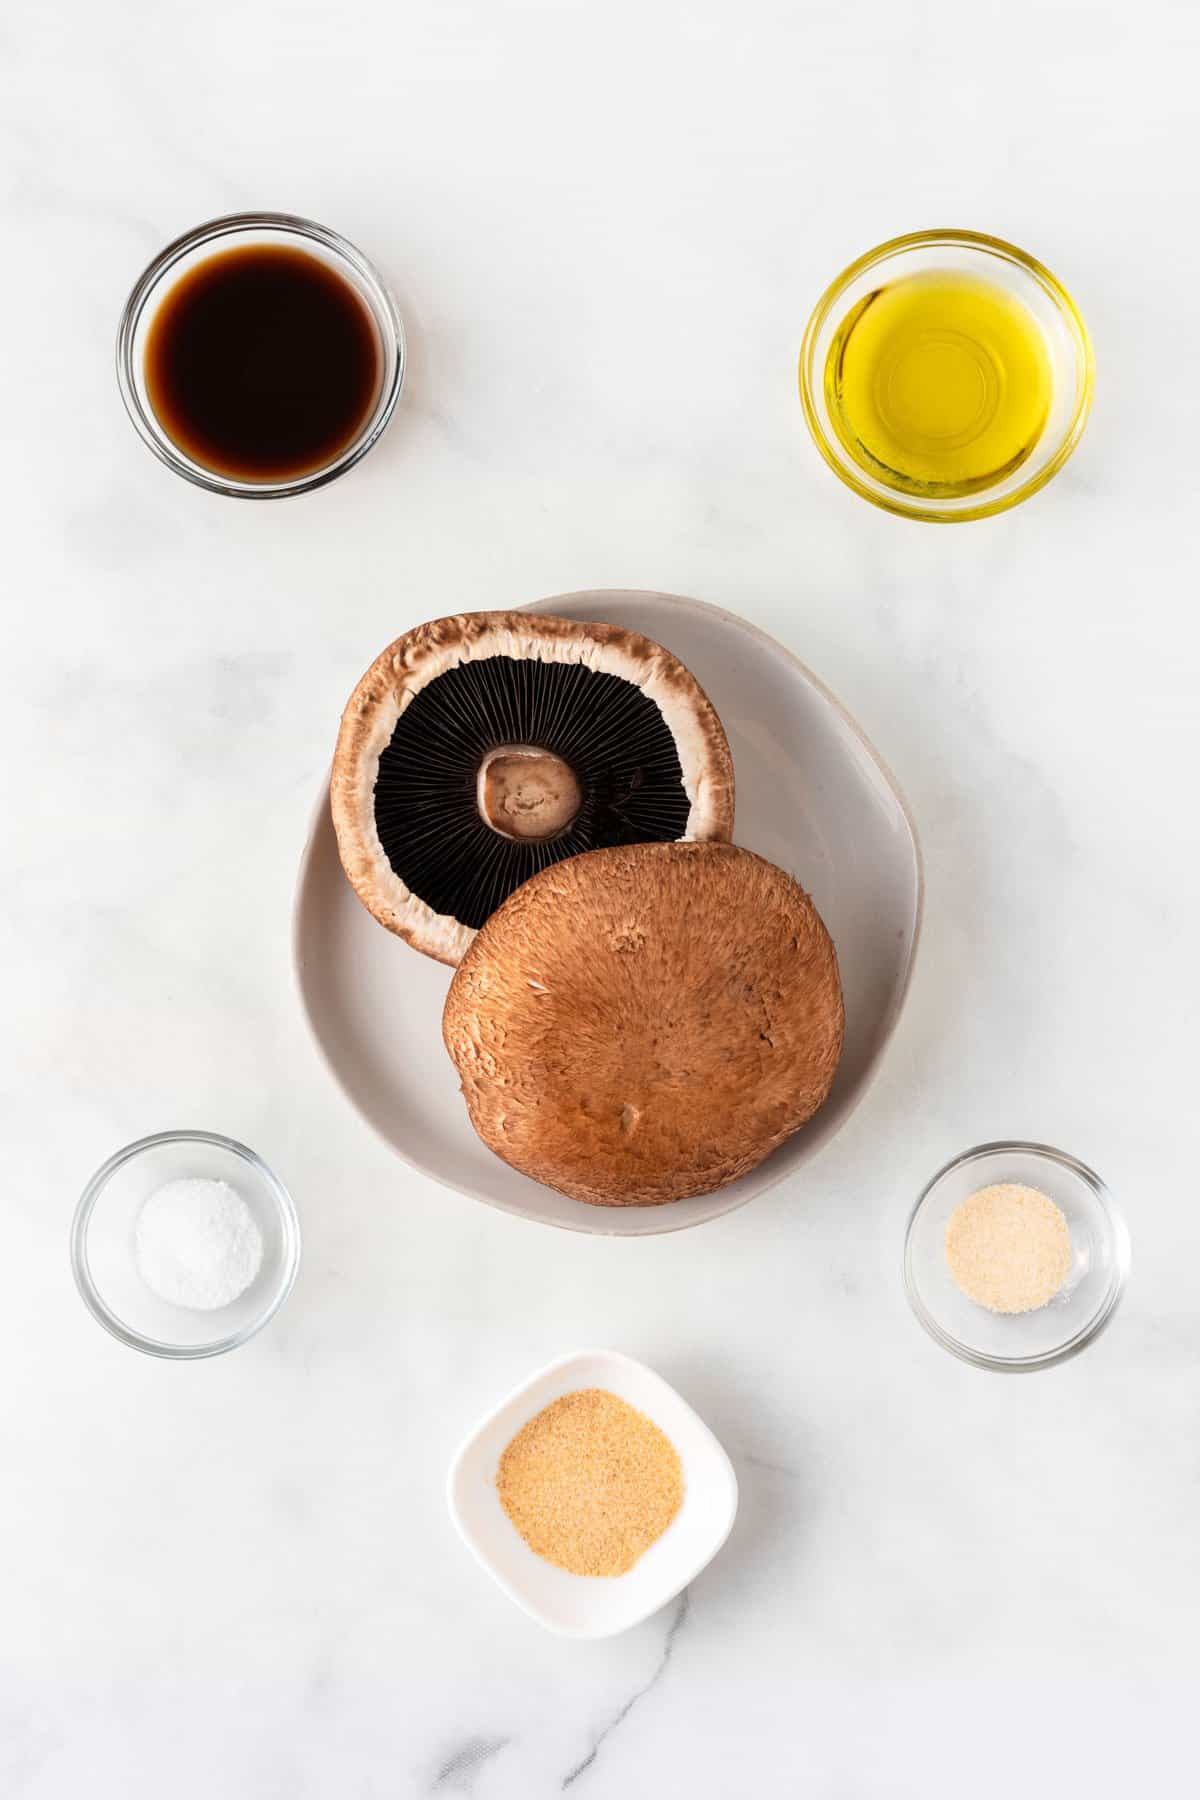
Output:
[442, 841, 845, 1206]
[332, 612, 735, 966]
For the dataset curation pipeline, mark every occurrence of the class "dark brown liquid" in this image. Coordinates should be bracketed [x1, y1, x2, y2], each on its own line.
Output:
[144, 245, 381, 483]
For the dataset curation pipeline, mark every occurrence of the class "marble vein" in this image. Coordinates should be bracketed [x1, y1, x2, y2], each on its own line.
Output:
[431, 1734, 510, 1793]
[560, 1590, 689, 1790]
[742, 1451, 803, 1481]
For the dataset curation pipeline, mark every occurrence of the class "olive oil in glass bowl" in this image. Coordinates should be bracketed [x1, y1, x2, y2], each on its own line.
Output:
[799, 230, 1093, 522]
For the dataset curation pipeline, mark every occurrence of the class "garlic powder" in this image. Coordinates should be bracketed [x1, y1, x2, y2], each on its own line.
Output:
[945, 1182, 1072, 1314]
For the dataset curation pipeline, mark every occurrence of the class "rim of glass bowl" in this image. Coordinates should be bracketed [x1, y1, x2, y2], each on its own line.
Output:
[798, 228, 1095, 524]
[116, 211, 406, 499]
[902, 1138, 1130, 1372]
[70, 1129, 302, 1359]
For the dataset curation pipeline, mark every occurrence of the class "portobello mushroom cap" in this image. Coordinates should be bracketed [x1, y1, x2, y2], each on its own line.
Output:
[331, 612, 735, 964]
[442, 841, 844, 1206]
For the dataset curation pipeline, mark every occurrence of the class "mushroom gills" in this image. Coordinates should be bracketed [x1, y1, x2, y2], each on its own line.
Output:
[373, 654, 691, 931]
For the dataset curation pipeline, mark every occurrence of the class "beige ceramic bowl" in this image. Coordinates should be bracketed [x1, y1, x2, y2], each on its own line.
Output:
[293, 590, 923, 1234]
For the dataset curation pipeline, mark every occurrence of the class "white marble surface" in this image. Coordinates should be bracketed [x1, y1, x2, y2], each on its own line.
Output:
[3, 1, 1199, 1793]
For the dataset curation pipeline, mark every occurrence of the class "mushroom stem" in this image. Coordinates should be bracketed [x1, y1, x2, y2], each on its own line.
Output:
[477, 745, 583, 842]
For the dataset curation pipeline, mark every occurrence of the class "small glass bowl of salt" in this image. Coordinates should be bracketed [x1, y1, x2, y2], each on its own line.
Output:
[71, 1130, 300, 1358]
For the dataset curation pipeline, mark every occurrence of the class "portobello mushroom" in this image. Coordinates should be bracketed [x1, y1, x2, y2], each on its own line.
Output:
[332, 611, 734, 964]
[442, 840, 844, 1206]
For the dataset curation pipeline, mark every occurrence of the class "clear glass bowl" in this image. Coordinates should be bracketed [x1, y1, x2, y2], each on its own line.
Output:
[71, 1130, 301, 1358]
[799, 229, 1094, 522]
[116, 211, 405, 498]
[904, 1141, 1129, 1371]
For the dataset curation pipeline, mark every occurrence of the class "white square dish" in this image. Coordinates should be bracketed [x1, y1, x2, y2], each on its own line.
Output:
[447, 1350, 738, 1638]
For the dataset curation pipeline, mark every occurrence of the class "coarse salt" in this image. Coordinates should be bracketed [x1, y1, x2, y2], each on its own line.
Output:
[135, 1177, 263, 1311]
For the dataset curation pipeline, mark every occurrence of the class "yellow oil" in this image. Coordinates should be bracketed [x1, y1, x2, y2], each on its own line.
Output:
[824, 270, 1053, 498]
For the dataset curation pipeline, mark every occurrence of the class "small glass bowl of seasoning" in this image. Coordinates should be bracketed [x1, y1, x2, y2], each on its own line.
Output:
[799, 229, 1094, 522]
[71, 1130, 301, 1358]
[904, 1141, 1129, 1371]
[117, 211, 404, 498]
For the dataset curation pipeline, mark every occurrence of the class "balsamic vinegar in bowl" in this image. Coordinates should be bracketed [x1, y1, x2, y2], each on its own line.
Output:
[117, 213, 404, 497]
[144, 245, 381, 485]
